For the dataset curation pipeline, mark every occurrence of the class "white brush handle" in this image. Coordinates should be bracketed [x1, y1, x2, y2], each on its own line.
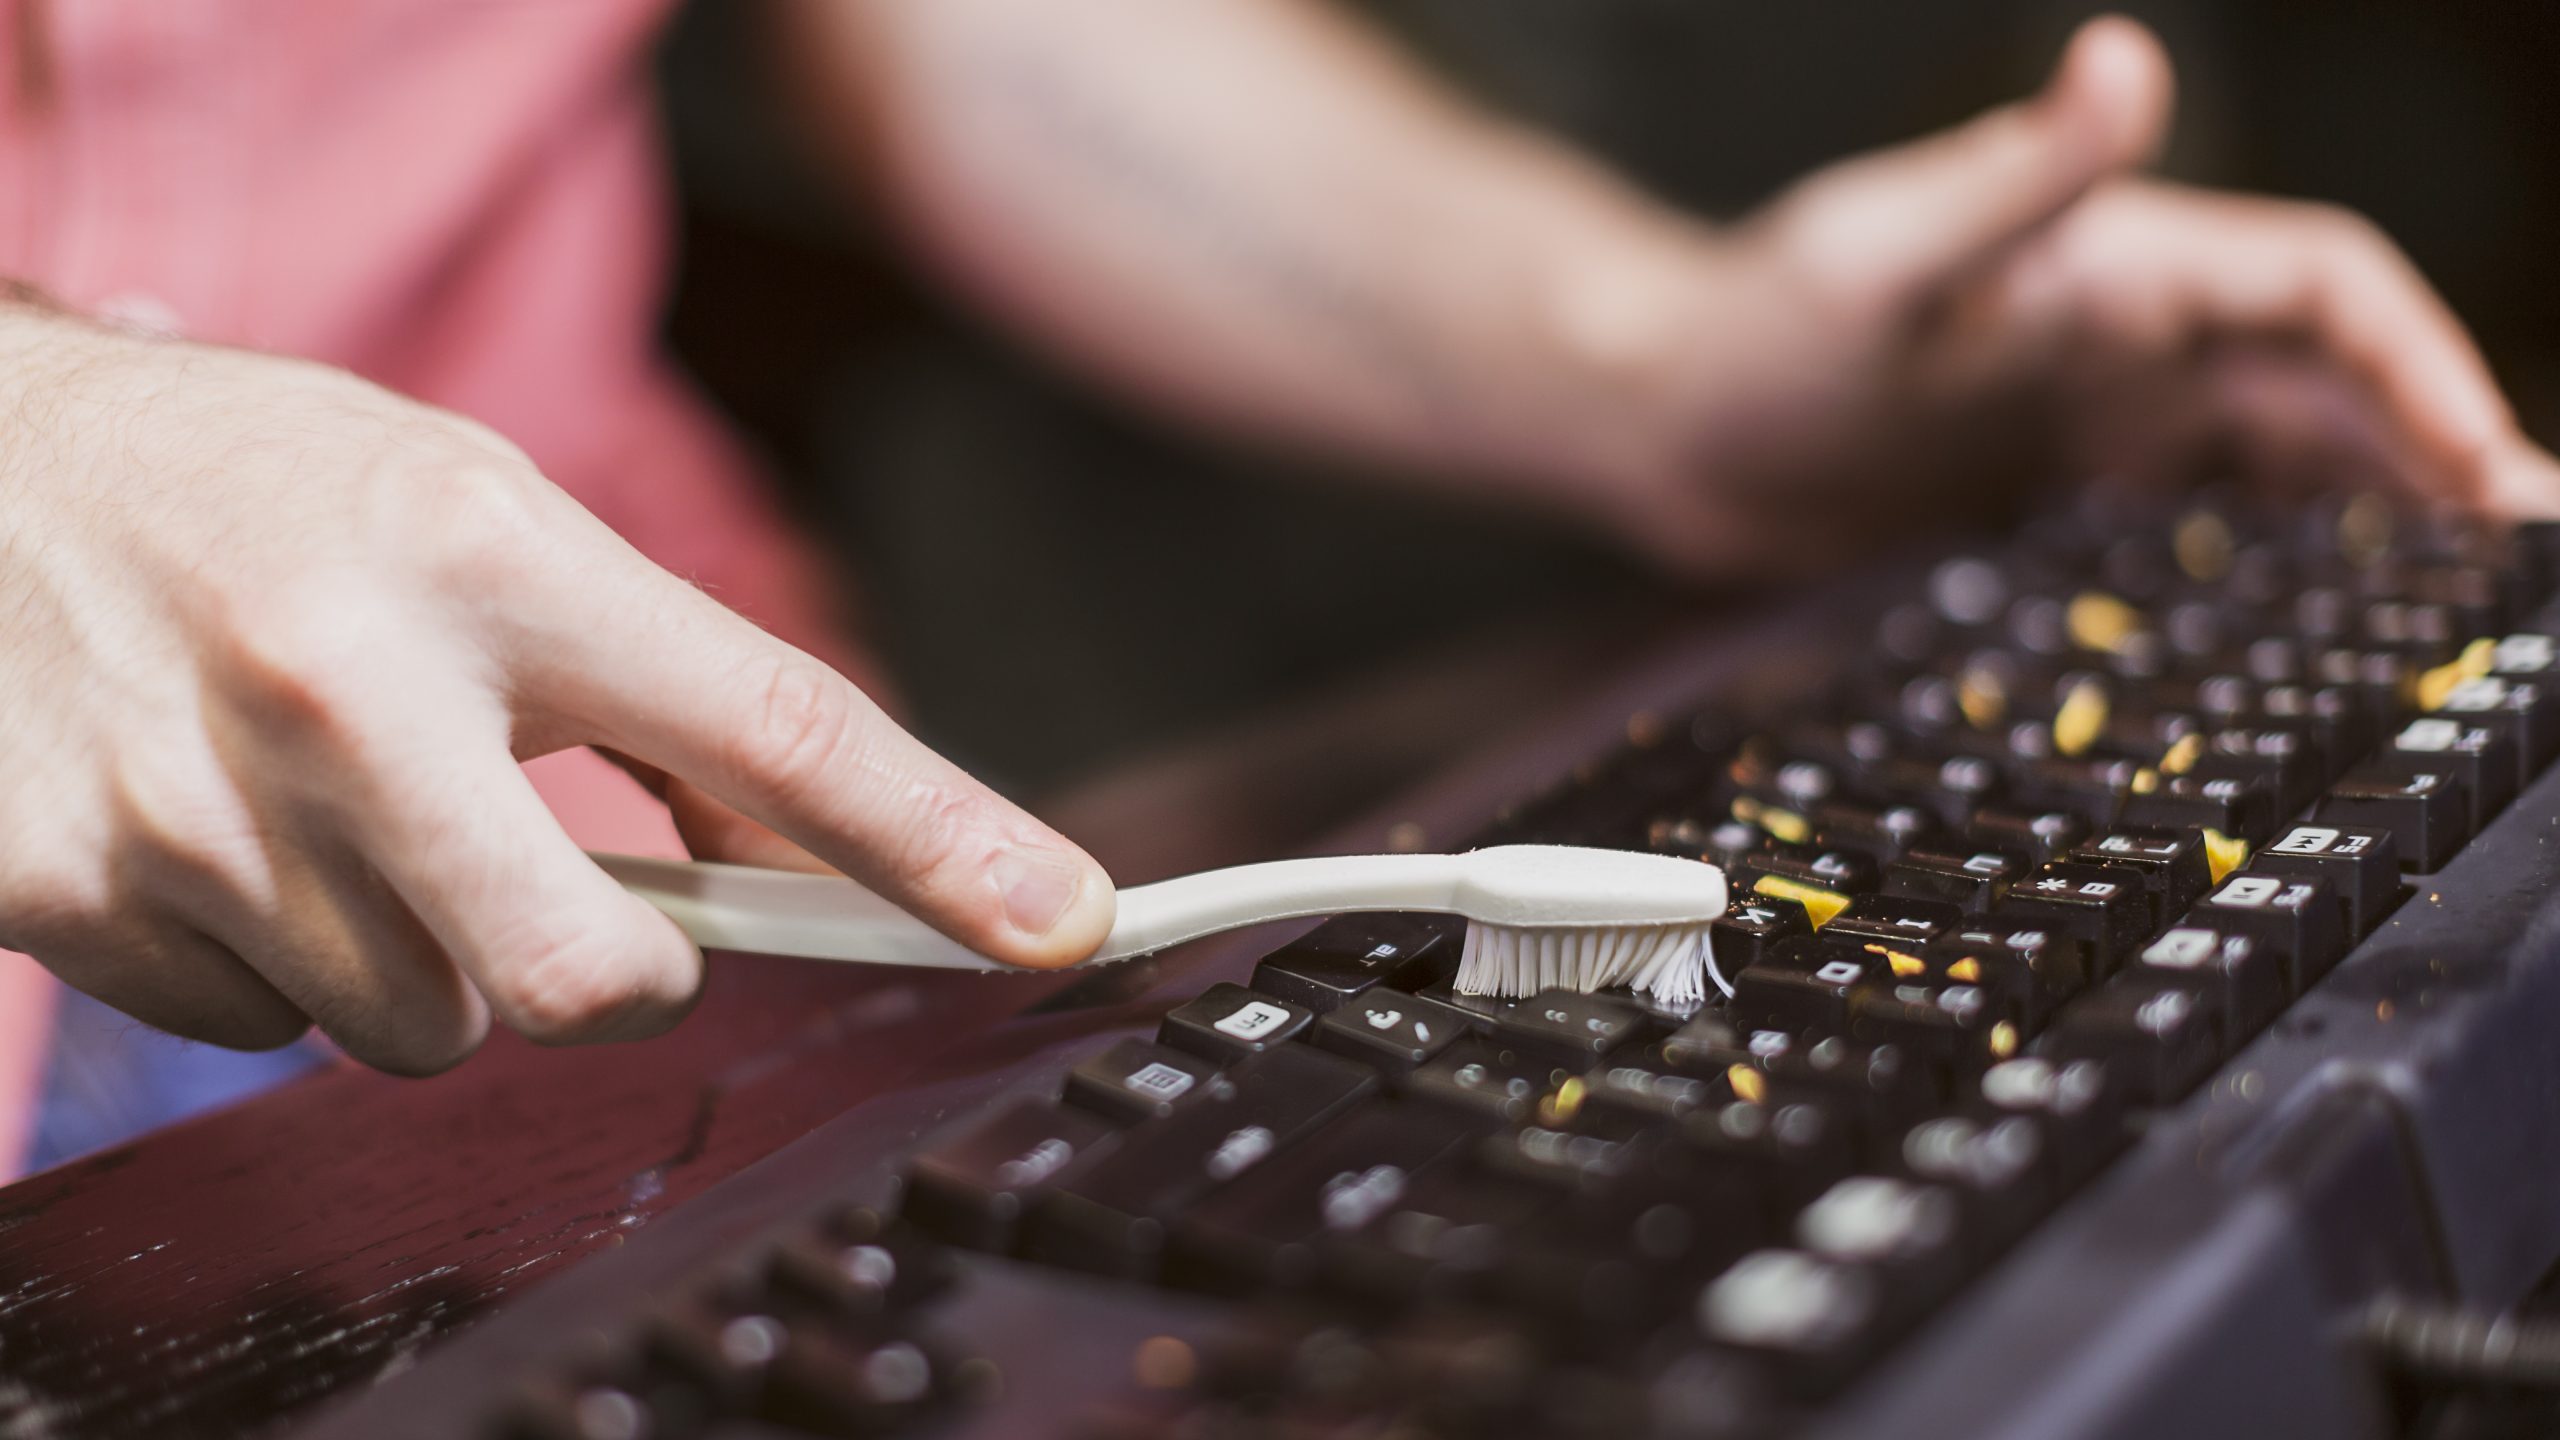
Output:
[591, 845, 1725, 971]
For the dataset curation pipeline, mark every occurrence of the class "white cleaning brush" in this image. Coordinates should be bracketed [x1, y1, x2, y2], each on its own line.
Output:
[594, 844, 1726, 1007]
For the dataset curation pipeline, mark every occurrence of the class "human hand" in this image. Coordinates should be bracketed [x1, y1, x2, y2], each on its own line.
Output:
[1583, 17, 2560, 577]
[0, 305, 1115, 1074]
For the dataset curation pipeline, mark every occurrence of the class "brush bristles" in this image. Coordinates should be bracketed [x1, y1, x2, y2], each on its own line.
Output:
[1455, 920, 1715, 1007]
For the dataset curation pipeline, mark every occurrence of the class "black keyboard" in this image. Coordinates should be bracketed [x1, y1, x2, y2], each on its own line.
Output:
[301, 494, 2560, 1440]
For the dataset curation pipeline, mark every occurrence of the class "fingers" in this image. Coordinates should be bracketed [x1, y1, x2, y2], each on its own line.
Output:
[187, 845, 490, 1077]
[2027, 183, 2527, 509]
[1766, 16, 2172, 309]
[335, 709, 707, 1047]
[21, 921, 309, 1053]
[496, 561, 1116, 970]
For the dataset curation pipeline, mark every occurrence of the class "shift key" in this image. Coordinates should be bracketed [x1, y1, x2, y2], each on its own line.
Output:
[1022, 1044, 1378, 1280]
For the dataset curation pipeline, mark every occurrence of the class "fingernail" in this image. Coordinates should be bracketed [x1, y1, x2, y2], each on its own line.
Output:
[998, 850, 1086, 939]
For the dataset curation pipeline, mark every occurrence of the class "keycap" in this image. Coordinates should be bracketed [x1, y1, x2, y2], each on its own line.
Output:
[1252, 914, 1460, 1013]
[1726, 937, 1887, 1034]
[1822, 894, 1964, 949]
[2131, 921, 2286, 1040]
[1492, 988, 1647, 1062]
[2251, 823, 2401, 935]
[2037, 976, 2220, 1106]
[1064, 1040, 1232, 1124]
[2197, 726, 2324, 814]
[1734, 841, 1880, 897]
[1650, 815, 1769, 872]
[1810, 798, 1939, 862]
[1166, 1102, 1489, 1294]
[640, 1294, 793, 1414]
[2435, 675, 2557, 782]
[902, 1100, 1123, 1251]
[757, 1330, 948, 1436]
[1921, 924, 2093, 1029]
[1708, 896, 1815, 973]
[496, 1377, 675, 1440]
[2121, 768, 2279, 846]
[764, 1212, 954, 1321]
[2382, 716, 2518, 832]
[1879, 840, 2030, 913]
[1310, 989, 1475, 1075]
[1968, 1056, 2126, 1187]
[1697, 1250, 1884, 1399]
[2317, 766, 2470, 871]
[1898, 1115, 2050, 1261]
[1845, 981, 2020, 1081]
[1403, 1036, 1569, 1123]
[2067, 828, 2212, 927]
[1679, 1026, 1935, 1166]
[1318, 1163, 1558, 1305]
[1158, 983, 1314, 1064]
[1478, 1118, 1651, 1198]
[1679, 1099, 1861, 1225]
[1999, 864, 2154, 975]
[1969, 806, 2091, 865]
[1794, 1176, 1969, 1331]
[2191, 872, 2347, 991]
[1581, 1046, 1737, 1124]
[1023, 1044, 1377, 1278]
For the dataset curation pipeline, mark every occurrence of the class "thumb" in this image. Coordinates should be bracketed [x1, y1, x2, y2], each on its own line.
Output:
[1768, 16, 2173, 306]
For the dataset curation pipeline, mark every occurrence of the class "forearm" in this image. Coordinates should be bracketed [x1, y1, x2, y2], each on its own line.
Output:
[772, 0, 1715, 506]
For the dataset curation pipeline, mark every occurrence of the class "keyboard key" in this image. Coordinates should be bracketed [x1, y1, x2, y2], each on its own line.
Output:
[1735, 841, 1881, 898]
[1845, 981, 2020, 1081]
[1879, 840, 2030, 913]
[1064, 1040, 1231, 1124]
[1581, 1046, 1737, 1125]
[1252, 915, 1460, 1013]
[1311, 989, 1475, 1074]
[902, 1100, 1124, 1251]
[1921, 923, 2093, 1028]
[1810, 798, 1940, 863]
[2067, 828, 2212, 927]
[1726, 937, 1887, 1034]
[1969, 1056, 2127, 1187]
[1492, 988, 1648, 1063]
[1166, 1102, 1489, 1295]
[1404, 1036, 1570, 1123]
[2250, 823, 2402, 935]
[2192, 872, 2348, 990]
[2318, 766, 2470, 871]
[2121, 769, 2279, 846]
[1822, 894, 1964, 949]
[1794, 1176, 1969, 1330]
[1999, 863, 2154, 975]
[1968, 806, 2091, 864]
[1708, 895, 1815, 973]
[763, 1212, 955, 1321]
[1158, 983, 1314, 1064]
[1681, 1099, 1863, 1224]
[1897, 1115, 2050, 1261]
[2435, 675, 2558, 783]
[2383, 716, 2518, 832]
[1697, 1250, 1884, 1399]
[1023, 1044, 1377, 1279]
[2037, 976, 2220, 1106]
[1318, 1163, 1558, 1306]
[2132, 921, 2286, 1039]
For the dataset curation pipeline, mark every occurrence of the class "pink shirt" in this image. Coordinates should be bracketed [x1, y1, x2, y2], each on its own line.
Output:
[0, 0, 867, 1174]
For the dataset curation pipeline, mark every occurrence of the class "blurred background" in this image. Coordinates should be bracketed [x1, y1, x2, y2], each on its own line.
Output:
[654, 0, 2560, 824]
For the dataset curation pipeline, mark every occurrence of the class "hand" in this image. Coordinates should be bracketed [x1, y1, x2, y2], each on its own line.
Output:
[0, 305, 1116, 1074]
[1584, 17, 2560, 577]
